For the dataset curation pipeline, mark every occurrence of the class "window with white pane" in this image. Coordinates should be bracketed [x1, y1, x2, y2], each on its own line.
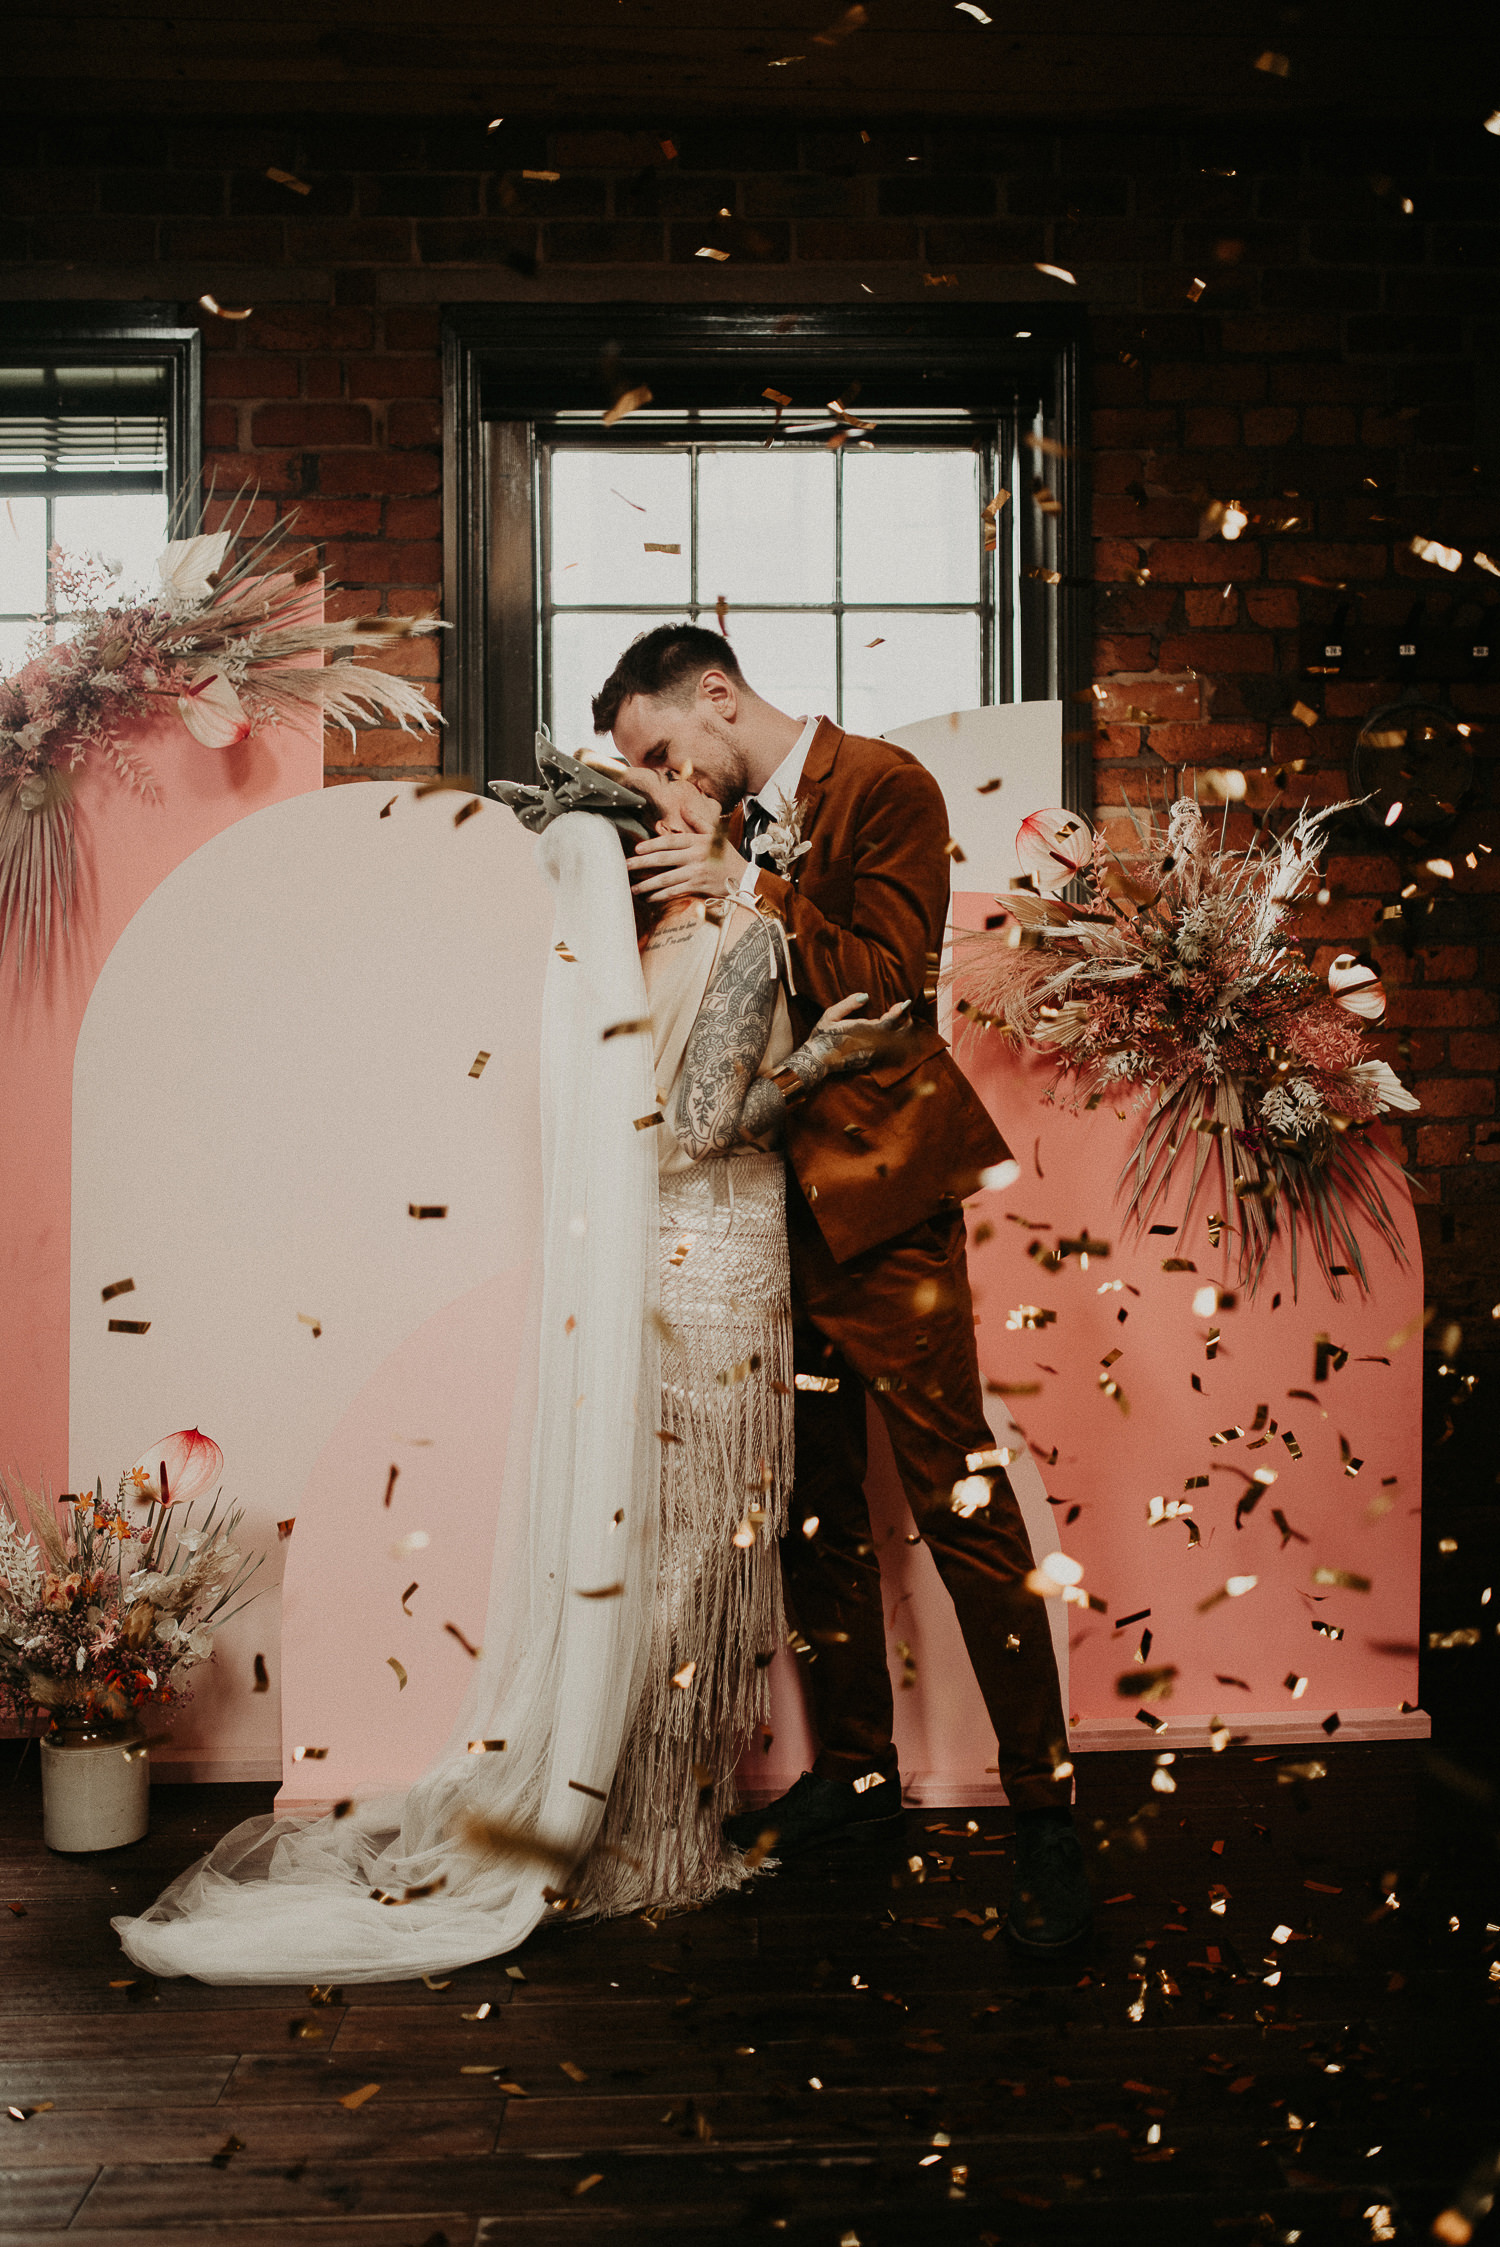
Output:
[0, 363, 173, 680]
[539, 413, 1014, 757]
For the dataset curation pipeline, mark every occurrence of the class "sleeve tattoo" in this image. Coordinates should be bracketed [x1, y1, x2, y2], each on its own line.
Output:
[675, 922, 781, 1161]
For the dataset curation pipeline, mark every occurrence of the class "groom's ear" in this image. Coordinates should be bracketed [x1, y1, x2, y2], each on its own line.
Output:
[697, 667, 739, 720]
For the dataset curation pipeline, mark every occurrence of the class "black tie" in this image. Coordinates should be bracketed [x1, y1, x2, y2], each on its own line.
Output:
[741, 796, 774, 857]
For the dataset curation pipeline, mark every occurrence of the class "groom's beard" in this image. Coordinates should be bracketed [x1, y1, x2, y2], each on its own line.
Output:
[687, 714, 750, 812]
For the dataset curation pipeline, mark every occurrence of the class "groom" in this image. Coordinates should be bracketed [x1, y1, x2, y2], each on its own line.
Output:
[594, 623, 1091, 1954]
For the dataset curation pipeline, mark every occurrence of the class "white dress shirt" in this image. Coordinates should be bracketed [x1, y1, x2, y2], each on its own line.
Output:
[736, 714, 821, 901]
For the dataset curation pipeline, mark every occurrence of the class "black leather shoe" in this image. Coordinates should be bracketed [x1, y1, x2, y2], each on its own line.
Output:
[724, 1770, 904, 1858]
[1005, 1809, 1093, 1954]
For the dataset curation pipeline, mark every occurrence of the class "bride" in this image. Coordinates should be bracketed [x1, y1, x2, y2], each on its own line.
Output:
[112, 750, 896, 1983]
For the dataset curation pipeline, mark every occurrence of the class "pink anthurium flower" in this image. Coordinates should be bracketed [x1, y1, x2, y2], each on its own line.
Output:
[127, 1428, 224, 1508]
[1328, 953, 1385, 1021]
[1015, 807, 1095, 896]
[177, 662, 251, 748]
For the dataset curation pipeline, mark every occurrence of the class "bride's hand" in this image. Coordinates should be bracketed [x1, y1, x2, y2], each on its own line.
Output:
[799, 993, 912, 1080]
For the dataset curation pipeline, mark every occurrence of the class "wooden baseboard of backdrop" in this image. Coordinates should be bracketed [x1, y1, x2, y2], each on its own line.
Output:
[1067, 1707, 1430, 1752]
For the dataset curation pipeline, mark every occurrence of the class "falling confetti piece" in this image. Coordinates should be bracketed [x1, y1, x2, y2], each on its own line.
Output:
[277, 1518, 296, 1539]
[1312, 1567, 1371, 1592]
[210, 2133, 247, 2169]
[1254, 49, 1291, 75]
[338, 2083, 381, 2110]
[523, 169, 561, 181]
[560, 2060, 589, 2082]
[672, 1660, 698, 1689]
[568, 1778, 607, 1800]
[387, 1657, 407, 1691]
[383, 1464, 400, 1509]
[634, 1112, 664, 1131]
[409, 1204, 448, 1219]
[1291, 701, 1319, 728]
[1034, 263, 1076, 285]
[390, 1530, 428, 1557]
[100, 1277, 134, 1302]
[575, 1582, 625, 1599]
[298, 1313, 322, 1338]
[266, 166, 311, 194]
[696, 246, 731, 261]
[292, 1746, 328, 1761]
[1410, 535, 1462, 572]
[252, 1653, 270, 1693]
[467, 1738, 506, 1753]
[445, 1621, 482, 1656]
[108, 1318, 150, 1334]
[199, 295, 253, 320]
[602, 1018, 650, 1041]
[602, 386, 652, 427]
[643, 542, 682, 554]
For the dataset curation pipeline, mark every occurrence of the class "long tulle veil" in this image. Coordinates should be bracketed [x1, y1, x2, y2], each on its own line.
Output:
[112, 813, 662, 1983]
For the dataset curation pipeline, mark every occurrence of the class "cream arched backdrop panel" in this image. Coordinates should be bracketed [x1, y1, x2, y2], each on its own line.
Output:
[69, 785, 552, 1784]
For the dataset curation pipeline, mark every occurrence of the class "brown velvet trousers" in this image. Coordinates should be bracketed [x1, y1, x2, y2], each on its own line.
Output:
[781, 1181, 1071, 1814]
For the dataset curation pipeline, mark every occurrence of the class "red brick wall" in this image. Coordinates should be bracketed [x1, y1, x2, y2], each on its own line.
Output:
[2, 115, 1496, 1338]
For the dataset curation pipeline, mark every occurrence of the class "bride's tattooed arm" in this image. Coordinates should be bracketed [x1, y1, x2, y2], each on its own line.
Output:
[676, 922, 911, 1162]
[676, 923, 779, 1161]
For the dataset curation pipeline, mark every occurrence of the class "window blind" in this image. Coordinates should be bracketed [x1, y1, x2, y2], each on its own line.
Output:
[0, 365, 169, 473]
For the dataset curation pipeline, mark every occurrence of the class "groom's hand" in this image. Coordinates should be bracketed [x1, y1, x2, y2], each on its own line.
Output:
[630, 788, 752, 901]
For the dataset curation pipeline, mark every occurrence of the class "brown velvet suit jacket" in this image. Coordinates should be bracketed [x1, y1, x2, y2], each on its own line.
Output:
[739, 717, 1006, 1264]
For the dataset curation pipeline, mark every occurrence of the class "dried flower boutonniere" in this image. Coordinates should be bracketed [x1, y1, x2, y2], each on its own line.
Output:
[762, 788, 812, 882]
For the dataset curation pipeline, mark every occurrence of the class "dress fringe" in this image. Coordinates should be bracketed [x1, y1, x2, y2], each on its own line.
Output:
[579, 1153, 792, 1918]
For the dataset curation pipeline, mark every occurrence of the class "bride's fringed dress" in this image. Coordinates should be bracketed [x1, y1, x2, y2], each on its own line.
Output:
[582, 1148, 792, 1914]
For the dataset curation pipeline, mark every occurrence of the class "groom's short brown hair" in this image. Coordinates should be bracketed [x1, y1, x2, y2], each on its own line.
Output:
[591, 622, 745, 735]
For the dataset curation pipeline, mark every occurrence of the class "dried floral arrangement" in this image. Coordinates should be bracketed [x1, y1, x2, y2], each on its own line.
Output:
[0, 1428, 259, 1725]
[0, 494, 443, 975]
[954, 794, 1418, 1297]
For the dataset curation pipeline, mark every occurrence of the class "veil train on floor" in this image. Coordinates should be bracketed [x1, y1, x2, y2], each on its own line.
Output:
[112, 814, 661, 1983]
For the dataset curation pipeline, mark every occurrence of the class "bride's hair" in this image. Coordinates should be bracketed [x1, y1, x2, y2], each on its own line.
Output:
[591, 622, 746, 735]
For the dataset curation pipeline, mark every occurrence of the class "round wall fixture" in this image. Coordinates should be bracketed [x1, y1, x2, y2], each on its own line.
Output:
[1350, 699, 1474, 837]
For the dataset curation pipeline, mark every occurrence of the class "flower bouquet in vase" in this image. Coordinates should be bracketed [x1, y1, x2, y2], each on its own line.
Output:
[0, 1429, 259, 1851]
[954, 793, 1418, 1297]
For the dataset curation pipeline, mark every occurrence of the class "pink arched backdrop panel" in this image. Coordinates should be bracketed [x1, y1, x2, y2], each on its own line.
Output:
[0, 704, 322, 1510]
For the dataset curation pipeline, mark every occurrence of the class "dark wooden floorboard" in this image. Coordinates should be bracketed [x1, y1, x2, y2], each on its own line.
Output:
[3, 1739, 1495, 2244]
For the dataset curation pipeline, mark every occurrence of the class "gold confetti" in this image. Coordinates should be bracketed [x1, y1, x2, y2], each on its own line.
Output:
[298, 1313, 322, 1338]
[1312, 1566, 1371, 1592]
[560, 2060, 590, 2083]
[602, 386, 652, 427]
[671, 1660, 697, 1689]
[696, 246, 731, 260]
[387, 1657, 407, 1691]
[523, 169, 561, 181]
[1291, 701, 1319, 728]
[467, 1050, 491, 1080]
[266, 167, 311, 194]
[467, 1739, 506, 1753]
[409, 1204, 448, 1219]
[292, 1746, 328, 1761]
[602, 1018, 650, 1041]
[445, 1622, 482, 1657]
[794, 1372, 840, 1392]
[1034, 263, 1076, 285]
[277, 1518, 296, 1539]
[1186, 277, 1207, 301]
[865, 636, 885, 648]
[1409, 535, 1461, 572]
[100, 1277, 135, 1302]
[379, 795, 397, 817]
[575, 1582, 625, 1599]
[1254, 49, 1291, 75]
[454, 797, 482, 827]
[199, 295, 252, 320]
[107, 1317, 150, 1334]
[252, 1653, 270, 1693]
[634, 1112, 664, 1131]
[338, 2083, 380, 2110]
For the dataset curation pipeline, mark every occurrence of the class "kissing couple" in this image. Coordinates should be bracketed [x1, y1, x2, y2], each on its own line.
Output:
[115, 623, 1090, 1987]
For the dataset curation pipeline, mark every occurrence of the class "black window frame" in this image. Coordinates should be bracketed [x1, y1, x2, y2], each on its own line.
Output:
[0, 304, 202, 655]
[441, 303, 1091, 811]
